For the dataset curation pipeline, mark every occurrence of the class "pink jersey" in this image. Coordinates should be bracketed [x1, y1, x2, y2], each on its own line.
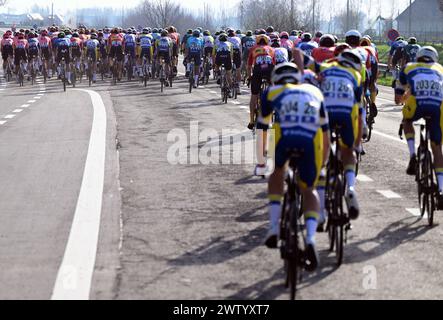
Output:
[281, 38, 294, 51]
[1, 37, 14, 47]
[14, 38, 28, 50]
[38, 35, 51, 48]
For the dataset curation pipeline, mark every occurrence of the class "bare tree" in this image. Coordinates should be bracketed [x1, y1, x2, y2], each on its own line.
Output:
[0, 0, 8, 6]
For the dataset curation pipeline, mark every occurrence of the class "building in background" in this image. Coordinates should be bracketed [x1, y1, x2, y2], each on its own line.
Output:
[396, 0, 443, 40]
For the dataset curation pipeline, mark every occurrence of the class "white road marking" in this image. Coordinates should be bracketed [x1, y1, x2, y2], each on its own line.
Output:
[37, 94, 44, 96]
[27, 100, 36, 103]
[0, 121, 7, 125]
[377, 190, 402, 199]
[13, 109, 23, 113]
[21, 104, 30, 108]
[372, 129, 420, 148]
[51, 89, 107, 300]
[240, 105, 249, 109]
[231, 101, 240, 105]
[406, 208, 424, 217]
[4, 114, 15, 119]
[356, 174, 374, 182]
[209, 90, 217, 94]
[378, 97, 396, 104]
[33, 96, 41, 99]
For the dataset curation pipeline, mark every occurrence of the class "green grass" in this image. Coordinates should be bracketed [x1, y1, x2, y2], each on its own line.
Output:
[375, 43, 443, 65]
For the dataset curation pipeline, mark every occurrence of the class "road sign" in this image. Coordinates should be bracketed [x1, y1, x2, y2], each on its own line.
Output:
[387, 29, 400, 42]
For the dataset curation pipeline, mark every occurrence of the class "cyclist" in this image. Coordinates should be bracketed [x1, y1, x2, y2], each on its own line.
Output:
[270, 37, 289, 65]
[360, 36, 379, 119]
[289, 30, 301, 46]
[213, 33, 233, 89]
[108, 28, 124, 81]
[279, 32, 294, 61]
[70, 32, 83, 76]
[181, 29, 193, 57]
[228, 29, 242, 95]
[318, 50, 364, 220]
[123, 29, 137, 77]
[402, 37, 421, 65]
[27, 32, 40, 80]
[155, 29, 173, 86]
[1, 31, 14, 76]
[85, 33, 100, 83]
[185, 29, 204, 88]
[297, 33, 318, 56]
[54, 32, 71, 83]
[241, 30, 255, 73]
[13, 32, 28, 80]
[389, 36, 408, 88]
[261, 63, 330, 271]
[312, 34, 335, 63]
[168, 26, 180, 75]
[137, 28, 153, 77]
[395, 46, 443, 208]
[313, 31, 323, 44]
[38, 29, 52, 78]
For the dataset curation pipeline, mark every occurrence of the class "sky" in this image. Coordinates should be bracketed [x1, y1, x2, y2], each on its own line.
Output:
[0, 0, 412, 19]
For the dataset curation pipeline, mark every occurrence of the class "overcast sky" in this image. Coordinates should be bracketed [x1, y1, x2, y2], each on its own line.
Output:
[0, 0, 412, 19]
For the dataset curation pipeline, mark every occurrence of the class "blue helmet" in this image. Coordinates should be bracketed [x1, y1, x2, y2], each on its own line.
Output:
[193, 29, 200, 37]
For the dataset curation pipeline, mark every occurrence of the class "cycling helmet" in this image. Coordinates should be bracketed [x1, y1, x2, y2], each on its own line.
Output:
[91, 33, 97, 39]
[302, 33, 312, 41]
[41, 29, 48, 36]
[280, 32, 289, 39]
[203, 30, 210, 36]
[395, 36, 404, 42]
[408, 37, 417, 45]
[215, 31, 220, 36]
[337, 49, 362, 71]
[417, 46, 439, 63]
[271, 37, 281, 48]
[290, 30, 297, 36]
[246, 30, 253, 37]
[256, 34, 270, 45]
[360, 37, 371, 47]
[97, 32, 104, 37]
[228, 29, 235, 37]
[152, 28, 159, 34]
[142, 28, 149, 34]
[161, 30, 168, 37]
[72, 32, 79, 38]
[219, 34, 228, 42]
[345, 29, 362, 39]
[236, 29, 242, 34]
[258, 28, 266, 35]
[266, 26, 274, 33]
[333, 35, 338, 43]
[345, 29, 361, 47]
[315, 31, 323, 38]
[271, 62, 302, 85]
[192, 29, 200, 37]
[58, 32, 65, 38]
[319, 34, 335, 47]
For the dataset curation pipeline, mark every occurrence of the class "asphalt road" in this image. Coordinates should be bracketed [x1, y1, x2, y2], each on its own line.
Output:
[1, 61, 443, 300]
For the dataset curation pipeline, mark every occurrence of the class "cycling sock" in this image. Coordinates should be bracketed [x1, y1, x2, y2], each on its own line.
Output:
[305, 212, 319, 245]
[317, 186, 326, 223]
[256, 129, 266, 165]
[268, 195, 283, 230]
[361, 106, 368, 128]
[194, 75, 198, 84]
[345, 165, 356, 190]
[406, 134, 416, 157]
[436, 168, 443, 193]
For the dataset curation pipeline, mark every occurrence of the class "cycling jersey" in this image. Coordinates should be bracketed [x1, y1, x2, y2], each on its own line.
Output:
[312, 46, 335, 63]
[1, 37, 14, 60]
[403, 44, 421, 63]
[214, 41, 233, 70]
[186, 36, 204, 54]
[247, 45, 275, 67]
[139, 34, 153, 48]
[86, 39, 99, 61]
[108, 34, 123, 47]
[274, 47, 289, 64]
[228, 36, 241, 51]
[297, 40, 318, 56]
[203, 35, 214, 48]
[156, 37, 172, 53]
[319, 61, 363, 149]
[38, 35, 51, 48]
[241, 36, 256, 60]
[259, 83, 328, 188]
[281, 39, 294, 51]
[397, 62, 443, 144]
[124, 34, 136, 48]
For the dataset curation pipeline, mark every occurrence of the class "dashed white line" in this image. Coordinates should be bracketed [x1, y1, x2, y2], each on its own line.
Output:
[37, 94, 44, 96]
[21, 104, 30, 108]
[377, 190, 402, 199]
[356, 174, 374, 182]
[33, 96, 41, 99]
[406, 208, 424, 217]
[13, 109, 23, 113]
[0, 121, 7, 125]
[4, 114, 15, 119]
[27, 100, 36, 103]
[209, 90, 217, 94]
[231, 101, 240, 105]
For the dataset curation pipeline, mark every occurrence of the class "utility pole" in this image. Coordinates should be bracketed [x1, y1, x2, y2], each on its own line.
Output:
[408, 0, 412, 36]
[346, 0, 350, 31]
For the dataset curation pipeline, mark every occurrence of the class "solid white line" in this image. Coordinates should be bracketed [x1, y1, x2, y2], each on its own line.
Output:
[51, 89, 107, 300]
[356, 174, 374, 182]
[27, 100, 36, 103]
[239, 105, 249, 109]
[372, 130, 407, 145]
[377, 190, 402, 199]
[13, 109, 23, 113]
[21, 104, 30, 108]
[0, 121, 6, 125]
[4, 114, 15, 119]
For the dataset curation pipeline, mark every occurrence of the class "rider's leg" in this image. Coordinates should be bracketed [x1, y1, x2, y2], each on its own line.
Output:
[265, 165, 285, 247]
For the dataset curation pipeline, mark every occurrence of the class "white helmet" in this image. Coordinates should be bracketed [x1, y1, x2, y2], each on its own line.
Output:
[271, 62, 302, 85]
[337, 49, 362, 71]
[417, 46, 439, 63]
[345, 29, 362, 39]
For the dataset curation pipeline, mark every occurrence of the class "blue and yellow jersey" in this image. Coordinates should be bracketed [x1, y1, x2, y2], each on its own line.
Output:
[186, 36, 204, 53]
[396, 62, 443, 107]
[259, 83, 329, 137]
[155, 37, 172, 53]
[318, 61, 363, 114]
[213, 41, 233, 57]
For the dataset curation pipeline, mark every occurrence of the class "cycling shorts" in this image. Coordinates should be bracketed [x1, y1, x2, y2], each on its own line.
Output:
[14, 48, 27, 66]
[188, 52, 202, 66]
[328, 105, 359, 149]
[157, 51, 171, 64]
[251, 64, 273, 95]
[232, 49, 241, 69]
[403, 98, 443, 145]
[274, 127, 324, 189]
[109, 45, 124, 62]
[56, 47, 70, 64]
[1, 45, 13, 60]
[140, 48, 152, 61]
[204, 47, 213, 58]
[215, 52, 232, 71]
[125, 45, 136, 58]
[41, 47, 51, 61]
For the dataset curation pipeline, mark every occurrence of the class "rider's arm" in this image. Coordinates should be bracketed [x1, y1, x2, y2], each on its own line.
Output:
[395, 67, 409, 105]
[319, 102, 330, 166]
[292, 47, 305, 74]
[257, 89, 273, 130]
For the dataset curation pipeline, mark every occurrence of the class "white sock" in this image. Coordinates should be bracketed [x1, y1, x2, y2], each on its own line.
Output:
[407, 139, 416, 157]
[345, 168, 356, 190]
[194, 75, 198, 84]
[306, 218, 318, 245]
[269, 203, 281, 231]
[437, 173, 443, 193]
[361, 106, 368, 128]
[317, 187, 326, 222]
[66, 72, 71, 80]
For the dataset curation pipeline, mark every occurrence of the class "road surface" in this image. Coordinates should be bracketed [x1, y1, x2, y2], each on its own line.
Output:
[0, 63, 442, 300]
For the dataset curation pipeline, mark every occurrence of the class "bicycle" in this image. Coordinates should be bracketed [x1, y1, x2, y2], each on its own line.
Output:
[126, 54, 135, 81]
[202, 55, 212, 85]
[87, 56, 94, 87]
[158, 57, 167, 93]
[111, 57, 118, 86]
[400, 119, 437, 226]
[232, 63, 239, 100]
[141, 56, 151, 87]
[325, 125, 352, 266]
[29, 56, 37, 85]
[279, 152, 306, 300]
[188, 60, 195, 93]
[252, 78, 270, 134]
[41, 56, 48, 84]
[17, 60, 25, 87]
[220, 65, 229, 103]
[5, 56, 13, 82]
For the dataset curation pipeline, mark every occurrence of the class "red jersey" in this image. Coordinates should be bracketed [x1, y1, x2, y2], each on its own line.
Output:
[312, 47, 335, 63]
[108, 34, 123, 47]
[70, 37, 83, 50]
[247, 45, 275, 67]
[38, 35, 51, 48]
